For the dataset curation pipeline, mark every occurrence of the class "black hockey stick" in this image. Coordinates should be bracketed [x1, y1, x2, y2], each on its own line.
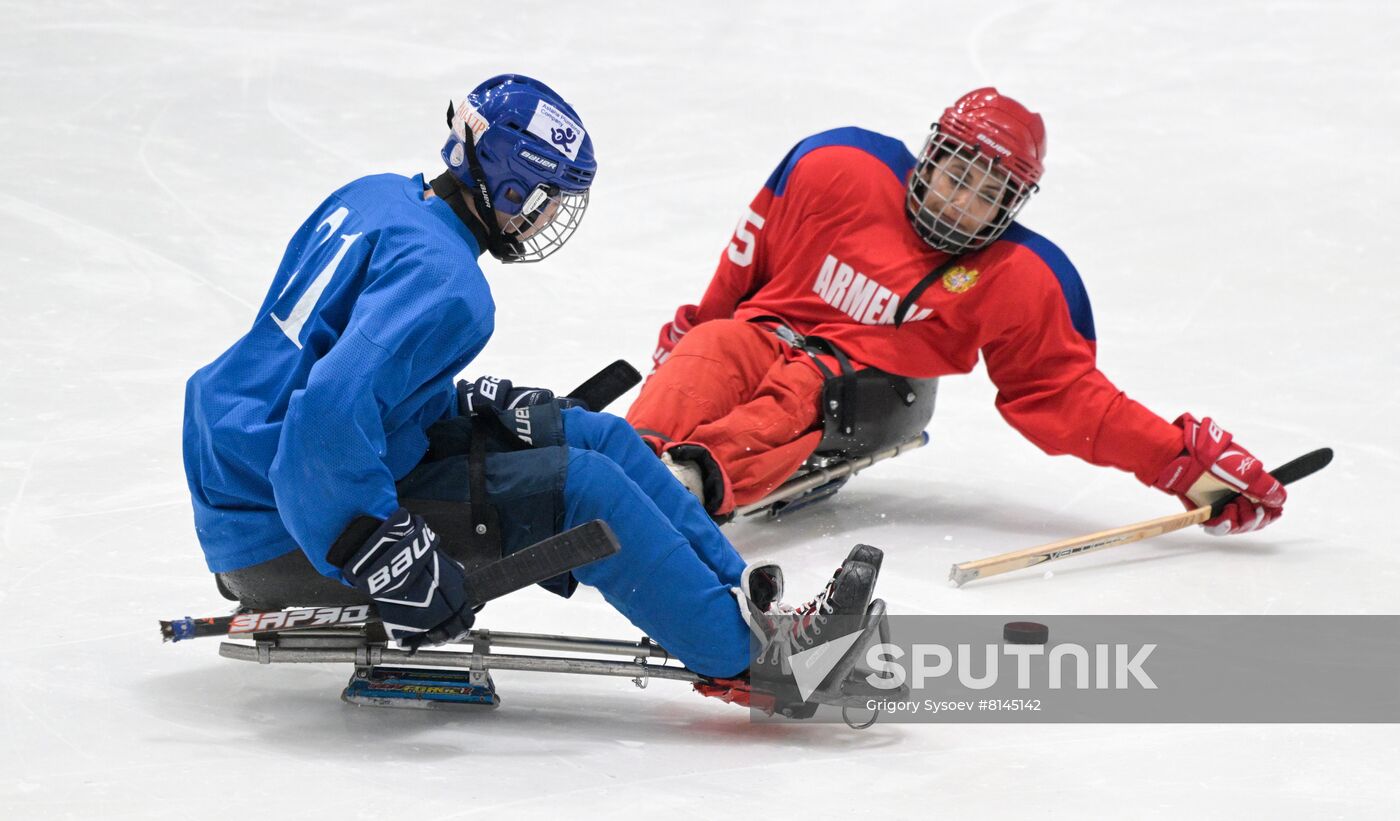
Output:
[161, 519, 620, 642]
[565, 359, 641, 412]
[1207, 447, 1333, 517]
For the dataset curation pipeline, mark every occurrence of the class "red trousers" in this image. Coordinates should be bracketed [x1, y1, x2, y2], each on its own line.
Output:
[626, 320, 826, 513]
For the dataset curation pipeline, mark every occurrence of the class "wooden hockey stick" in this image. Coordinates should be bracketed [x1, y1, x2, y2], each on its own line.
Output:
[948, 447, 1334, 587]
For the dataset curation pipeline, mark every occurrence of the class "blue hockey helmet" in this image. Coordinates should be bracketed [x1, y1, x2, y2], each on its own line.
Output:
[441, 74, 597, 262]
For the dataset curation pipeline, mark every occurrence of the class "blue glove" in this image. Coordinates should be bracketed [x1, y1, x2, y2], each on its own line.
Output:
[459, 375, 556, 413]
[334, 508, 476, 648]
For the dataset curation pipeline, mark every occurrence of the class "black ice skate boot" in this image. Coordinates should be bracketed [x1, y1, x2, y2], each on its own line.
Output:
[846, 543, 882, 576]
[726, 550, 882, 718]
[739, 544, 881, 618]
[738, 560, 784, 612]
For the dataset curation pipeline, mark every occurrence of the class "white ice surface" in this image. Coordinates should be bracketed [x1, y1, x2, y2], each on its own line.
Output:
[2, 2, 1398, 818]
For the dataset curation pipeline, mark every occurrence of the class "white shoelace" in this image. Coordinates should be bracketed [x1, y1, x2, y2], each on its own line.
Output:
[759, 572, 840, 664]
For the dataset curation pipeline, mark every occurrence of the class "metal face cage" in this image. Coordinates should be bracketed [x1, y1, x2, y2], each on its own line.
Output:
[905, 128, 1037, 254]
[498, 184, 589, 263]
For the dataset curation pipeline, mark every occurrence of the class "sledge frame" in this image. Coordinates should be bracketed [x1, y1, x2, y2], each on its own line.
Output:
[217, 604, 902, 727]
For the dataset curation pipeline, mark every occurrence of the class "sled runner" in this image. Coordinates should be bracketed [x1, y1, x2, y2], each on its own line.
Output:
[162, 520, 903, 728]
[208, 599, 900, 728]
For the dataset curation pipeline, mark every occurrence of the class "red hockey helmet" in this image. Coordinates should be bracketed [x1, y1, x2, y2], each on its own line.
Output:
[906, 88, 1046, 253]
[938, 88, 1045, 187]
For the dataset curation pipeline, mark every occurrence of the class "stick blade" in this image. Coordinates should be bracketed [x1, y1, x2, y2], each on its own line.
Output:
[1210, 446, 1334, 517]
[948, 565, 977, 588]
[565, 360, 641, 412]
[1278, 447, 1333, 481]
[467, 519, 620, 603]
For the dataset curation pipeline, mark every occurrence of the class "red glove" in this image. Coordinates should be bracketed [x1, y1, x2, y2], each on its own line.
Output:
[652, 303, 699, 368]
[1152, 414, 1286, 536]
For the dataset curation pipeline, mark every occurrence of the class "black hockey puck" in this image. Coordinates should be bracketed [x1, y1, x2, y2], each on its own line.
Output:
[1003, 621, 1049, 645]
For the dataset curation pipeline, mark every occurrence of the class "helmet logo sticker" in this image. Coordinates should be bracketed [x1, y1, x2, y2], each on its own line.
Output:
[550, 126, 577, 152]
[526, 100, 586, 160]
[453, 100, 490, 143]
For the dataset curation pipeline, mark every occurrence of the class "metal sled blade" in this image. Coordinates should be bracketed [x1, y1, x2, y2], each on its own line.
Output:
[760, 476, 850, 519]
[734, 432, 928, 519]
[342, 666, 500, 710]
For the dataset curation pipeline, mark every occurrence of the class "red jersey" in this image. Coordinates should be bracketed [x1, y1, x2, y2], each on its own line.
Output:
[692, 127, 1180, 484]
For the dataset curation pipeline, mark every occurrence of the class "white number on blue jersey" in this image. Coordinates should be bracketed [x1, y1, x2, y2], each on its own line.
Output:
[271, 206, 363, 348]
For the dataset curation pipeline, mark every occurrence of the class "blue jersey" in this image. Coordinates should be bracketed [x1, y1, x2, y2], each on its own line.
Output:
[183, 173, 492, 579]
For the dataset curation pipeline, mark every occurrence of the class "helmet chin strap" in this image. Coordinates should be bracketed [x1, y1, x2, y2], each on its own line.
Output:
[429, 171, 492, 254]
[435, 102, 521, 261]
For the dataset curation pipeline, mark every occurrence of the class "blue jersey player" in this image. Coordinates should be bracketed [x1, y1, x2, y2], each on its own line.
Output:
[182, 75, 881, 706]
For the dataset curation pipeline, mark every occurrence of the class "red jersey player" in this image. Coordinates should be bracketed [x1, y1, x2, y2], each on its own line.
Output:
[626, 88, 1286, 535]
